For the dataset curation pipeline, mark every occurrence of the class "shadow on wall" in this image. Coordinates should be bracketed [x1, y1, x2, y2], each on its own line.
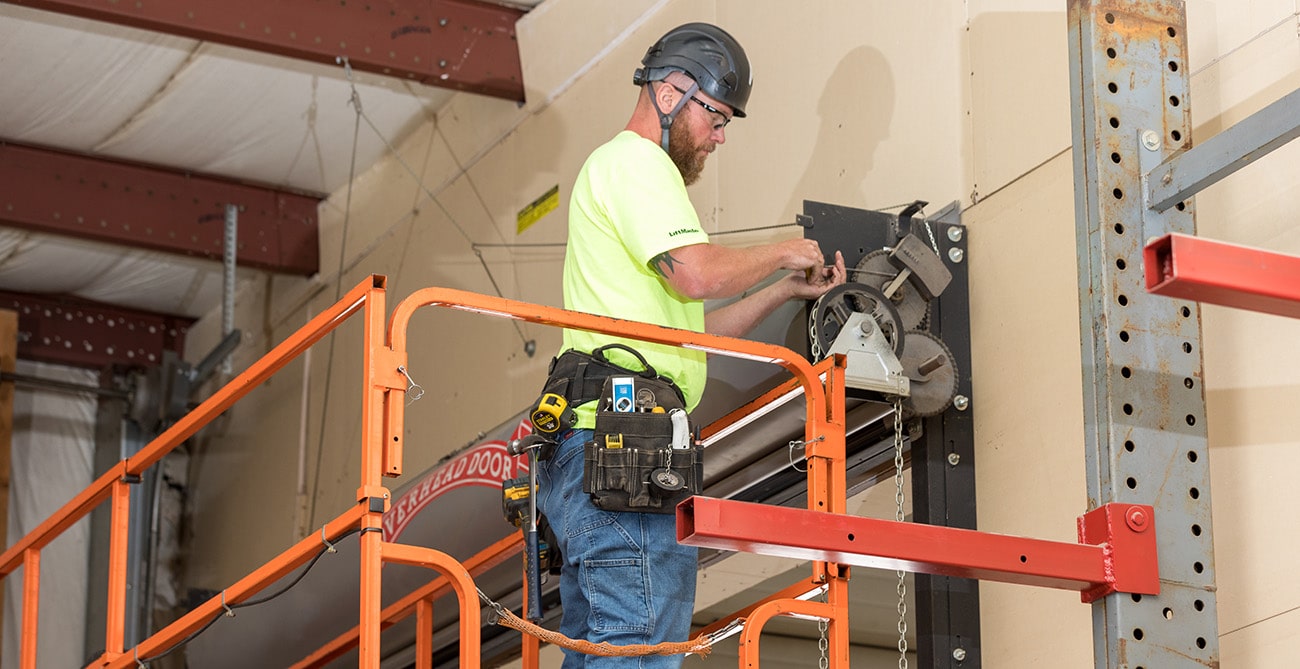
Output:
[782, 45, 894, 224]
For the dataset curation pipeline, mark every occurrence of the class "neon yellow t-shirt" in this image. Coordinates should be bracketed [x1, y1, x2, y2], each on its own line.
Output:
[562, 131, 711, 428]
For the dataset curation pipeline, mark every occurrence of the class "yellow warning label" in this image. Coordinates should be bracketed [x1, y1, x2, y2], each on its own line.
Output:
[517, 185, 560, 235]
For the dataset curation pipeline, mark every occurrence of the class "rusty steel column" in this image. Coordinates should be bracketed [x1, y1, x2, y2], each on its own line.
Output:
[1067, 1, 1219, 666]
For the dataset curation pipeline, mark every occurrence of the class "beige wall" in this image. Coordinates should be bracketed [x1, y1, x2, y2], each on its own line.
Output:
[182, 0, 1300, 666]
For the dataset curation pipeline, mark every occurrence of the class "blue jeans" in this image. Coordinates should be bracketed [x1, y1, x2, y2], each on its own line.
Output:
[537, 429, 698, 668]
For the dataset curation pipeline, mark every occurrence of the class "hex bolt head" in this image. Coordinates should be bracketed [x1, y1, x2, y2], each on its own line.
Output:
[947, 226, 963, 243]
[1125, 506, 1150, 532]
[953, 394, 969, 411]
[859, 318, 875, 336]
[947, 452, 961, 466]
[953, 647, 968, 662]
[948, 247, 965, 263]
[1141, 130, 1161, 151]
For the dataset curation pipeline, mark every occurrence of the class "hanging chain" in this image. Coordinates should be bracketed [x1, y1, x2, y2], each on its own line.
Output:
[818, 616, 830, 669]
[893, 395, 909, 669]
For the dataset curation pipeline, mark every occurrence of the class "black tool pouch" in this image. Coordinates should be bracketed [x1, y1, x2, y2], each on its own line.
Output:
[582, 376, 702, 514]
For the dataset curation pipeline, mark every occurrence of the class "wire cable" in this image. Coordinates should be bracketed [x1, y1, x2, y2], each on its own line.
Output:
[124, 526, 378, 666]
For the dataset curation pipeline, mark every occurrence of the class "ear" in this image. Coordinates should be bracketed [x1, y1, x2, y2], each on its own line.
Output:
[653, 81, 678, 113]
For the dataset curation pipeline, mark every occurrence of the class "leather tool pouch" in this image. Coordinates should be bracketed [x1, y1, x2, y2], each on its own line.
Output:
[582, 375, 702, 514]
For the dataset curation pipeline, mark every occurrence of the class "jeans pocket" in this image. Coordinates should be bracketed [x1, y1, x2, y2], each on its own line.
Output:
[583, 557, 651, 634]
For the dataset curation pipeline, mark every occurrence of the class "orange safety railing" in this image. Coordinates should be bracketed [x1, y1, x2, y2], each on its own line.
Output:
[0, 274, 850, 669]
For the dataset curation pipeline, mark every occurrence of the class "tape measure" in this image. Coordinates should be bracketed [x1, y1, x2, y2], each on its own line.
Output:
[530, 393, 575, 435]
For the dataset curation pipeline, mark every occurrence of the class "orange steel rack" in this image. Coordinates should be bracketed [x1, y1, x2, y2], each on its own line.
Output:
[1, 274, 1161, 668]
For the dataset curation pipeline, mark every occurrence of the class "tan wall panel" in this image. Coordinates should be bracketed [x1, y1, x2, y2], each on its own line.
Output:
[964, 152, 1092, 668]
[965, 8, 1071, 200]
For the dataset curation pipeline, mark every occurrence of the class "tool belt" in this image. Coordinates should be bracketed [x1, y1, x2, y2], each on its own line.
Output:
[582, 376, 702, 514]
[541, 343, 687, 412]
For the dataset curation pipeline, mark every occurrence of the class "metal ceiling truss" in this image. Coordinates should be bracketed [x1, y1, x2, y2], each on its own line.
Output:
[1067, 1, 1218, 667]
[8, 0, 526, 101]
[0, 289, 192, 370]
[0, 141, 319, 275]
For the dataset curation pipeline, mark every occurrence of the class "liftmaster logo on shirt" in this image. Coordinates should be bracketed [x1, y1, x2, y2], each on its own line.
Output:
[668, 228, 699, 237]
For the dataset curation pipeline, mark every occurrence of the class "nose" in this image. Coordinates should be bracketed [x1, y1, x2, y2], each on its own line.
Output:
[712, 125, 727, 144]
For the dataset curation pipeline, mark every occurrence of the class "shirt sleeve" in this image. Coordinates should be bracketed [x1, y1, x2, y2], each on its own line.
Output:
[598, 138, 710, 270]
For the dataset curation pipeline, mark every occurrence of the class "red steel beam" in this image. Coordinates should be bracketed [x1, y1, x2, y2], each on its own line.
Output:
[10, 0, 525, 101]
[678, 497, 1159, 602]
[0, 290, 192, 369]
[1144, 232, 1300, 319]
[0, 142, 319, 275]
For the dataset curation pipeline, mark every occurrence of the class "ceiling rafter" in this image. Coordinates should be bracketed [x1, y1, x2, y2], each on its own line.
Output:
[0, 141, 320, 275]
[0, 289, 191, 370]
[7, 0, 526, 101]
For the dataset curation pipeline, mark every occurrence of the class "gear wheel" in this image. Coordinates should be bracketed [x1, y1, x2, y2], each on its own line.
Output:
[853, 249, 930, 331]
[809, 283, 903, 360]
[899, 330, 959, 418]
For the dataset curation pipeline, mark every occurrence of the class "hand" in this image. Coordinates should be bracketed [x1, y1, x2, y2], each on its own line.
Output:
[778, 239, 830, 271]
[786, 250, 846, 300]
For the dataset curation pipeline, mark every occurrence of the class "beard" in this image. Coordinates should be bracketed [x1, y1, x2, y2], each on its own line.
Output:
[667, 117, 711, 186]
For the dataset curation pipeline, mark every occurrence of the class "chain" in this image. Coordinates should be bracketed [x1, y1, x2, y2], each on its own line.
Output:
[893, 395, 909, 669]
[818, 616, 829, 669]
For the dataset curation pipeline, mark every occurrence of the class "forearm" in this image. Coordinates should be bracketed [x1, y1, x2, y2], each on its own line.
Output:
[668, 243, 791, 300]
[705, 278, 796, 338]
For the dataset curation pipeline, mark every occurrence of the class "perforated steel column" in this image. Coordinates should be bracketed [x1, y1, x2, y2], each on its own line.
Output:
[1066, 1, 1218, 667]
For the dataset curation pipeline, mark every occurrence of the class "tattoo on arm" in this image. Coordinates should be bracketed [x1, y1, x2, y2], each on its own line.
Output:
[651, 251, 682, 278]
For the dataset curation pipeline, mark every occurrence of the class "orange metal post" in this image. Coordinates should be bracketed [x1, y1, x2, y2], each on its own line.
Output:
[380, 542, 482, 669]
[19, 548, 38, 669]
[415, 598, 433, 669]
[104, 478, 131, 659]
[358, 278, 391, 669]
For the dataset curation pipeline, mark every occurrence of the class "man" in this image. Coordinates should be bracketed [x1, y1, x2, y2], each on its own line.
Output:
[537, 23, 845, 667]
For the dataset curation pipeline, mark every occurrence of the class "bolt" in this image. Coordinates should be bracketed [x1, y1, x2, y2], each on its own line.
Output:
[948, 247, 965, 263]
[953, 647, 967, 662]
[859, 318, 875, 336]
[439, 59, 448, 68]
[947, 453, 961, 466]
[953, 395, 969, 411]
[947, 226, 963, 243]
[1125, 506, 1149, 532]
[439, 17, 448, 26]
[1141, 130, 1161, 151]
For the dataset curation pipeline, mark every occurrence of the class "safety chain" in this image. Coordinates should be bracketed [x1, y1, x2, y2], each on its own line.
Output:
[893, 395, 909, 669]
[818, 616, 830, 669]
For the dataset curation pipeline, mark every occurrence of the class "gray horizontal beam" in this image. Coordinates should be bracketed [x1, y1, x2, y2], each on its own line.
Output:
[1146, 86, 1300, 212]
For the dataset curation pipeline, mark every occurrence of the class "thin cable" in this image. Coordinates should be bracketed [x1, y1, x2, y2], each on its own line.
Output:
[345, 72, 533, 352]
[308, 58, 365, 531]
[473, 242, 567, 249]
[130, 527, 376, 665]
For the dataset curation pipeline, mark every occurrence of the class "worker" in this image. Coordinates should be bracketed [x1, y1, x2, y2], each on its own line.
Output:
[535, 22, 846, 668]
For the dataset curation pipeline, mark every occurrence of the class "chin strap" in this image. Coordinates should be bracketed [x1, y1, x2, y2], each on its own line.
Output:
[648, 80, 698, 152]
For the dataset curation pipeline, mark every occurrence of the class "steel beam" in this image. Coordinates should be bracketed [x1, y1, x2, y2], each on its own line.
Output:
[8, 0, 525, 101]
[0, 142, 319, 275]
[1067, 1, 1218, 667]
[678, 497, 1159, 597]
[0, 290, 192, 369]
[1146, 87, 1300, 212]
[1145, 233, 1300, 319]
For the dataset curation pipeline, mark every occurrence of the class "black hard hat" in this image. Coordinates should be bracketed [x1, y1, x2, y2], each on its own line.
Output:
[632, 23, 752, 118]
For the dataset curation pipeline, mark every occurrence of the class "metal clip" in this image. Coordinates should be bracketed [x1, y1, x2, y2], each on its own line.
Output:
[397, 365, 425, 405]
[320, 526, 337, 554]
[135, 648, 148, 668]
[220, 590, 235, 617]
[787, 435, 826, 472]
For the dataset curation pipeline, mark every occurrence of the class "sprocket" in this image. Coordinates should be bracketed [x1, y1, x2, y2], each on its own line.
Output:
[809, 283, 903, 361]
[853, 249, 930, 331]
[898, 329, 959, 418]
